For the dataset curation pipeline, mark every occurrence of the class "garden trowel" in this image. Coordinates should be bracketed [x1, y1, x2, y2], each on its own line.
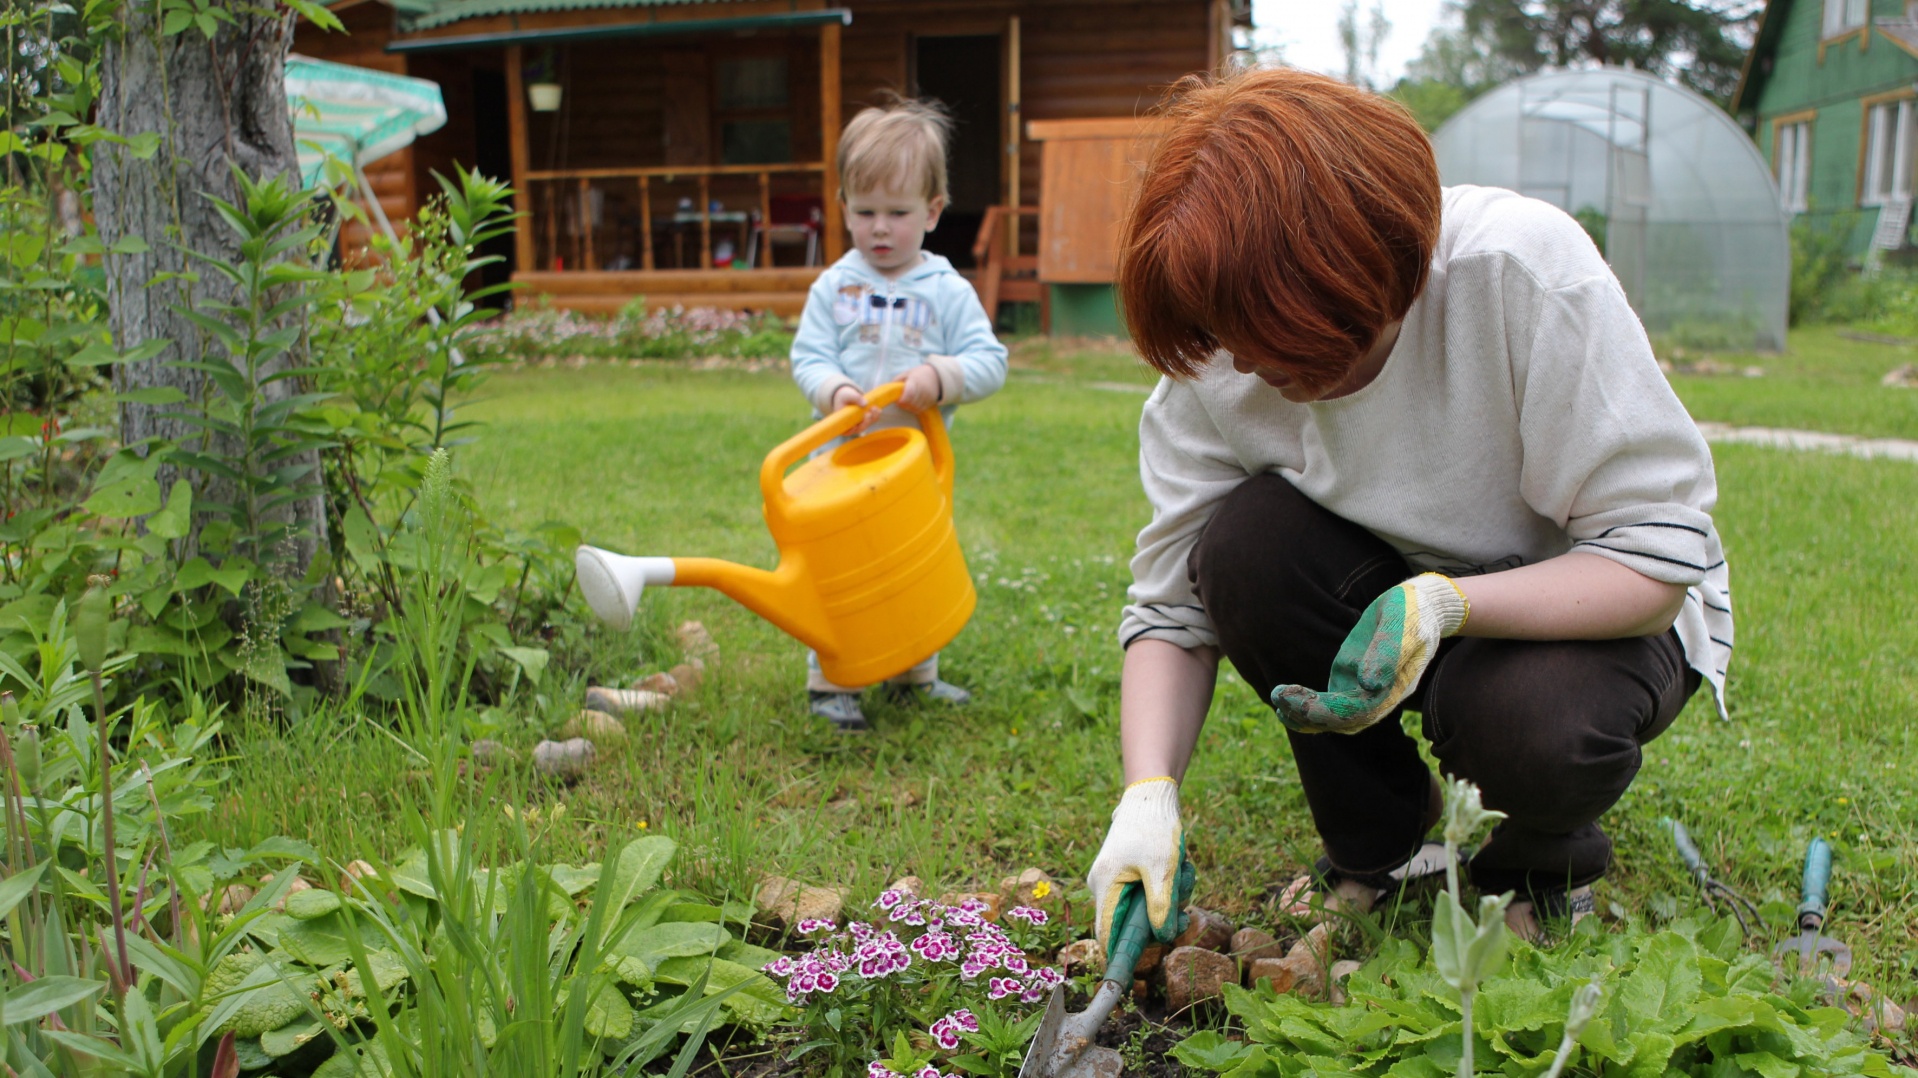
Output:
[1019, 882, 1159, 1078]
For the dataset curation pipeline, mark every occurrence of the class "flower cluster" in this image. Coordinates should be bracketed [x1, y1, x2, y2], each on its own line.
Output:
[929, 1008, 980, 1050]
[471, 302, 789, 364]
[761, 892, 1064, 1007]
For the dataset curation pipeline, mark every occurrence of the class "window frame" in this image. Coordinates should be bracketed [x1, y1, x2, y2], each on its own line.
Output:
[1823, 0, 1870, 38]
[1774, 112, 1815, 214]
[1860, 90, 1918, 207]
[711, 46, 798, 166]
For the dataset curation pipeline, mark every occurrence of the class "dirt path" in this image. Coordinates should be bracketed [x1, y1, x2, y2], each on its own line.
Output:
[1695, 422, 1918, 463]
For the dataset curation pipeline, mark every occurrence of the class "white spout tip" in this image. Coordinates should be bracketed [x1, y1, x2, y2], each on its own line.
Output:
[575, 546, 675, 631]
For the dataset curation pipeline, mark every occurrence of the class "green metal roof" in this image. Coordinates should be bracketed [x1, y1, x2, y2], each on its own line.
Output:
[400, 0, 749, 33]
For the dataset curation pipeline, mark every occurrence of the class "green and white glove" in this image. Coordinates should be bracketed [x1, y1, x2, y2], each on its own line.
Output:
[1087, 777, 1189, 953]
[1271, 572, 1470, 735]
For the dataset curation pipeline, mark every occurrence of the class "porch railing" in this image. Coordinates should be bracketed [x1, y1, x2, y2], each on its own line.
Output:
[523, 162, 827, 273]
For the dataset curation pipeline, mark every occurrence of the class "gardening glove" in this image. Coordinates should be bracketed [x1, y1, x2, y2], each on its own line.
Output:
[1087, 777, 1192, 954]
[1271, 572, 1470, 735]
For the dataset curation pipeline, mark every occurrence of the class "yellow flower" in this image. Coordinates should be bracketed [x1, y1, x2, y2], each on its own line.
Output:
[1032, 881, 1051, 900]
[1836, 797, 1850, 805]
[638, 820, 649, 830]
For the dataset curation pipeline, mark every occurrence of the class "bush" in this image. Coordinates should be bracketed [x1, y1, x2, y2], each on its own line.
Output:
[471, 300, 793, 365]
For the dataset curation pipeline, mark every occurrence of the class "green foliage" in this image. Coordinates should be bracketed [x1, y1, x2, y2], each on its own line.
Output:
[1446, 0, 1759, 106]
[469, 299, 793, 366]
[1176, 919, 1912, 1077]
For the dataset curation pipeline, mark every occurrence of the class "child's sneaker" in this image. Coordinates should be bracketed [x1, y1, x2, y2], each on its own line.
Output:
[885, 679, 972, 706]
[809, 691, 869, 731]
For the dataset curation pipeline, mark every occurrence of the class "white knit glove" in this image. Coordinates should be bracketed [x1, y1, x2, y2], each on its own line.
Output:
[1087, 777, 1184, 950]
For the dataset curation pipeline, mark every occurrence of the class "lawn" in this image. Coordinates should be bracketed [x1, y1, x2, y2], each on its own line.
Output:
[197, 329, 1918, 1016]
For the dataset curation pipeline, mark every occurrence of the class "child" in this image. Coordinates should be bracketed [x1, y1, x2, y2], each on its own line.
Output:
[789, 99, 1008, 731]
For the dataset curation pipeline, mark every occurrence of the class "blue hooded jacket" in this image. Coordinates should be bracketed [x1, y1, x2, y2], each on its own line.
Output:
[789, 250, 1009, 422]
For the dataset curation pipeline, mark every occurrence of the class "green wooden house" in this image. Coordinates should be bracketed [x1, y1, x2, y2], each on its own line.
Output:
[1735, 0, 1918, 254]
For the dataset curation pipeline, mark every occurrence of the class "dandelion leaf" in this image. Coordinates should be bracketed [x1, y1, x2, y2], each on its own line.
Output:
[583, 977, 635, 1040]
[598, 836, 676, 912]
[232, 1037, 275, 1070]
[548, 862, 601, 896]
[651, 956, 788, 1028]
[285, 888, 342, 920]
[311, 1040, 393, 1078]
[608, 954, 653, 988]
[278, 911, 381, 968]
[610, 921, 731, 966]
[261, 1016, 328, 1058]
[717, 941, 782, 971]
[202, 953, 312, 1040]
[343, 950, 410, 998]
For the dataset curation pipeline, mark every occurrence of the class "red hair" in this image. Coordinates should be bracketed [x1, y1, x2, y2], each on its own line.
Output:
[1118, 67, 1441, 390]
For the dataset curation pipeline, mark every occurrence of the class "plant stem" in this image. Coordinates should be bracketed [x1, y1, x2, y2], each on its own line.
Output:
[1459, 986, 1475, 1077]
[90, 670, 132, 1001]
[1540, 1029, 1578, 1078]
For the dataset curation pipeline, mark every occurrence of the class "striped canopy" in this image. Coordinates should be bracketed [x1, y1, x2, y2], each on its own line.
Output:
[286, 54, 447, 187]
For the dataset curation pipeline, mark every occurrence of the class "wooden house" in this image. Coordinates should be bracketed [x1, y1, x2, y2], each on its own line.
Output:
[1734, 0, 1918, 255]
[295, 0, 1249, 318]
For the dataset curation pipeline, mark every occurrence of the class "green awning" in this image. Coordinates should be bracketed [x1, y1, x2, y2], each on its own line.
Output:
[286, 54, 447, 187]
[388, 8, 850, 53]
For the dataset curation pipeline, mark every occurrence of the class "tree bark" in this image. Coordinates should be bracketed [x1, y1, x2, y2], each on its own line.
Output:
[92, 5, 325, 579]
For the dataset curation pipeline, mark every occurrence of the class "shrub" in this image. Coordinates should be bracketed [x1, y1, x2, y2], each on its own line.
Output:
[470, 300, 794, 365]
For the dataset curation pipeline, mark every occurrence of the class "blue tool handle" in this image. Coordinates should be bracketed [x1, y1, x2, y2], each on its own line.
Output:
[1105, 882, 1156, 989]
[1798, 837, 1832, 928]
[1665, 818, 1706, 877]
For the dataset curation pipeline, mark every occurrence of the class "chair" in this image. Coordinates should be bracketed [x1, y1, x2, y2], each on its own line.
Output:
[971, 206, 1048, 333]
[748, 194, 824, 267]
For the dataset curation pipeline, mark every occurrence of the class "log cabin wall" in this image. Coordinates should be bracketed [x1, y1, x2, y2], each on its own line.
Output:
[292, 4, 416, 261]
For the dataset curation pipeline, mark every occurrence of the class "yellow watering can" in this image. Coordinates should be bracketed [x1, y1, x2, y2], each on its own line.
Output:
[575, 381, 977, 687]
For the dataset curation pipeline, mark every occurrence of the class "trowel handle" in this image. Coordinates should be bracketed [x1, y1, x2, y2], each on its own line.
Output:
[1664, 818, 1708, 881]
[1104, 882, 1156, 990]
[1797, 837, 1832, 929]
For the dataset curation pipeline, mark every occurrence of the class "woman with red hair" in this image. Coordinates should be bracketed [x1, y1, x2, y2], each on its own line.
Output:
[1085, 68, 1731, 946]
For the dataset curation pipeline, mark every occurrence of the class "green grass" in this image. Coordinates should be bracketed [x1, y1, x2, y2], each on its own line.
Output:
[1668, 324, 1918, 440]
[194, 329, 1918, 1013]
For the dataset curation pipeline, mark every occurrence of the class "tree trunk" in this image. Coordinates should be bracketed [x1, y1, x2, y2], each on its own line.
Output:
[92, 6, 325, 580]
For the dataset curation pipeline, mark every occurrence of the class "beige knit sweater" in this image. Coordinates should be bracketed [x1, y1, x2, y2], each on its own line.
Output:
[1118, 185, 1733, 715]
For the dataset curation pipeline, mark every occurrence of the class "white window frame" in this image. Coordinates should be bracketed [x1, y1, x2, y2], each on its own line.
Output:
[1824, 0, 1869, 37]
[1862, 97, 1917, 207]
[1775, 120, 1812, 213]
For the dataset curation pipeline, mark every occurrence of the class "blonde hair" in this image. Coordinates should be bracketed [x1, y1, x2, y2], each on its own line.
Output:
[837, 98, 952, 203]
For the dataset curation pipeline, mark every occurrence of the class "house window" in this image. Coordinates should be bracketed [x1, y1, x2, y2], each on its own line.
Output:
[1823, 0, 1868, 36]
[1862, 98, 1916, 206]
[717, 55, 791, 165]
[1775, 120, 1812, 213]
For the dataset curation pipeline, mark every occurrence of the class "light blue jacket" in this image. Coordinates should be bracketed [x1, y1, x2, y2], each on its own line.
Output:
[789, 251, 1009, 421]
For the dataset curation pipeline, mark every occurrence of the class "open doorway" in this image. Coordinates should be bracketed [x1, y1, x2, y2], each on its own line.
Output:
[471, 66, 516, 304]
[913, 34, 1000, 269]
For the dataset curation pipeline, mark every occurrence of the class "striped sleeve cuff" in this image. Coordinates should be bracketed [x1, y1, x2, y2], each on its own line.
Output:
[1117, 602, 1219, 651]
[1567, 512, 1716, 586]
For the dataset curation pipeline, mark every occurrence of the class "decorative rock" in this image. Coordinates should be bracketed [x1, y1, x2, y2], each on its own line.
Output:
[633, 672, 680, 695]
[214, 885, 255, 915]
[341, 860, 379, 894]
[582, 688, 669, 717]
[1162, 946, 1236, 1012]
[885, 875, 925, 898]
[271, 877, 314, 912]
[1840, 980, 1908, 1036]
[1883, 363, 1918, 389]
[997, 867, 1057, 908]
[1172, 906, 1235, 952]
[1329, 959, 1360, 982]
[559, 708, 629, 746]
[668, 662, 703, 693]
[1057, 938, 1105, 977]
[938, 891, 1004, 921]
[1270, 874, 1320, 920]
[470, 739, 513, 766]
[532, 738, 597, 780]
[677, 620, 719, 661]
[1230, 927, 1285, 963]
[1136, 942, 1167, 975]
[755, 876, 848, 927]
[1247, 956, 1297, 993]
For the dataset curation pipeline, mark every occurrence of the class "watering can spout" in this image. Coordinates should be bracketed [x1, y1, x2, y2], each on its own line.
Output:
[575, 546, 833, 652]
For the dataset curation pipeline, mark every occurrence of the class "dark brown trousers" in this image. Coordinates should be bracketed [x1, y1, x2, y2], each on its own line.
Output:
[1189, 474, 1698, 897]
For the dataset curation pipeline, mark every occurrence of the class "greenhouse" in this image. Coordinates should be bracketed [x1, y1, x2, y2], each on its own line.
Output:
[1433, 67, 1789, 351]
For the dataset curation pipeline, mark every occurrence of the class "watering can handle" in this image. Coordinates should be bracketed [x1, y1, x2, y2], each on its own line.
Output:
[758, 380, 956, 514]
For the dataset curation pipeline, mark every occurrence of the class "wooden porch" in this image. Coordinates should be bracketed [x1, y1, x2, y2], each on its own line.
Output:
[514, 267, 824, 316]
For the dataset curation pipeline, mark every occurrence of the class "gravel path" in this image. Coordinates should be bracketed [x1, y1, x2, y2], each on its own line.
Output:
[1694, 422, 1918, 463]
